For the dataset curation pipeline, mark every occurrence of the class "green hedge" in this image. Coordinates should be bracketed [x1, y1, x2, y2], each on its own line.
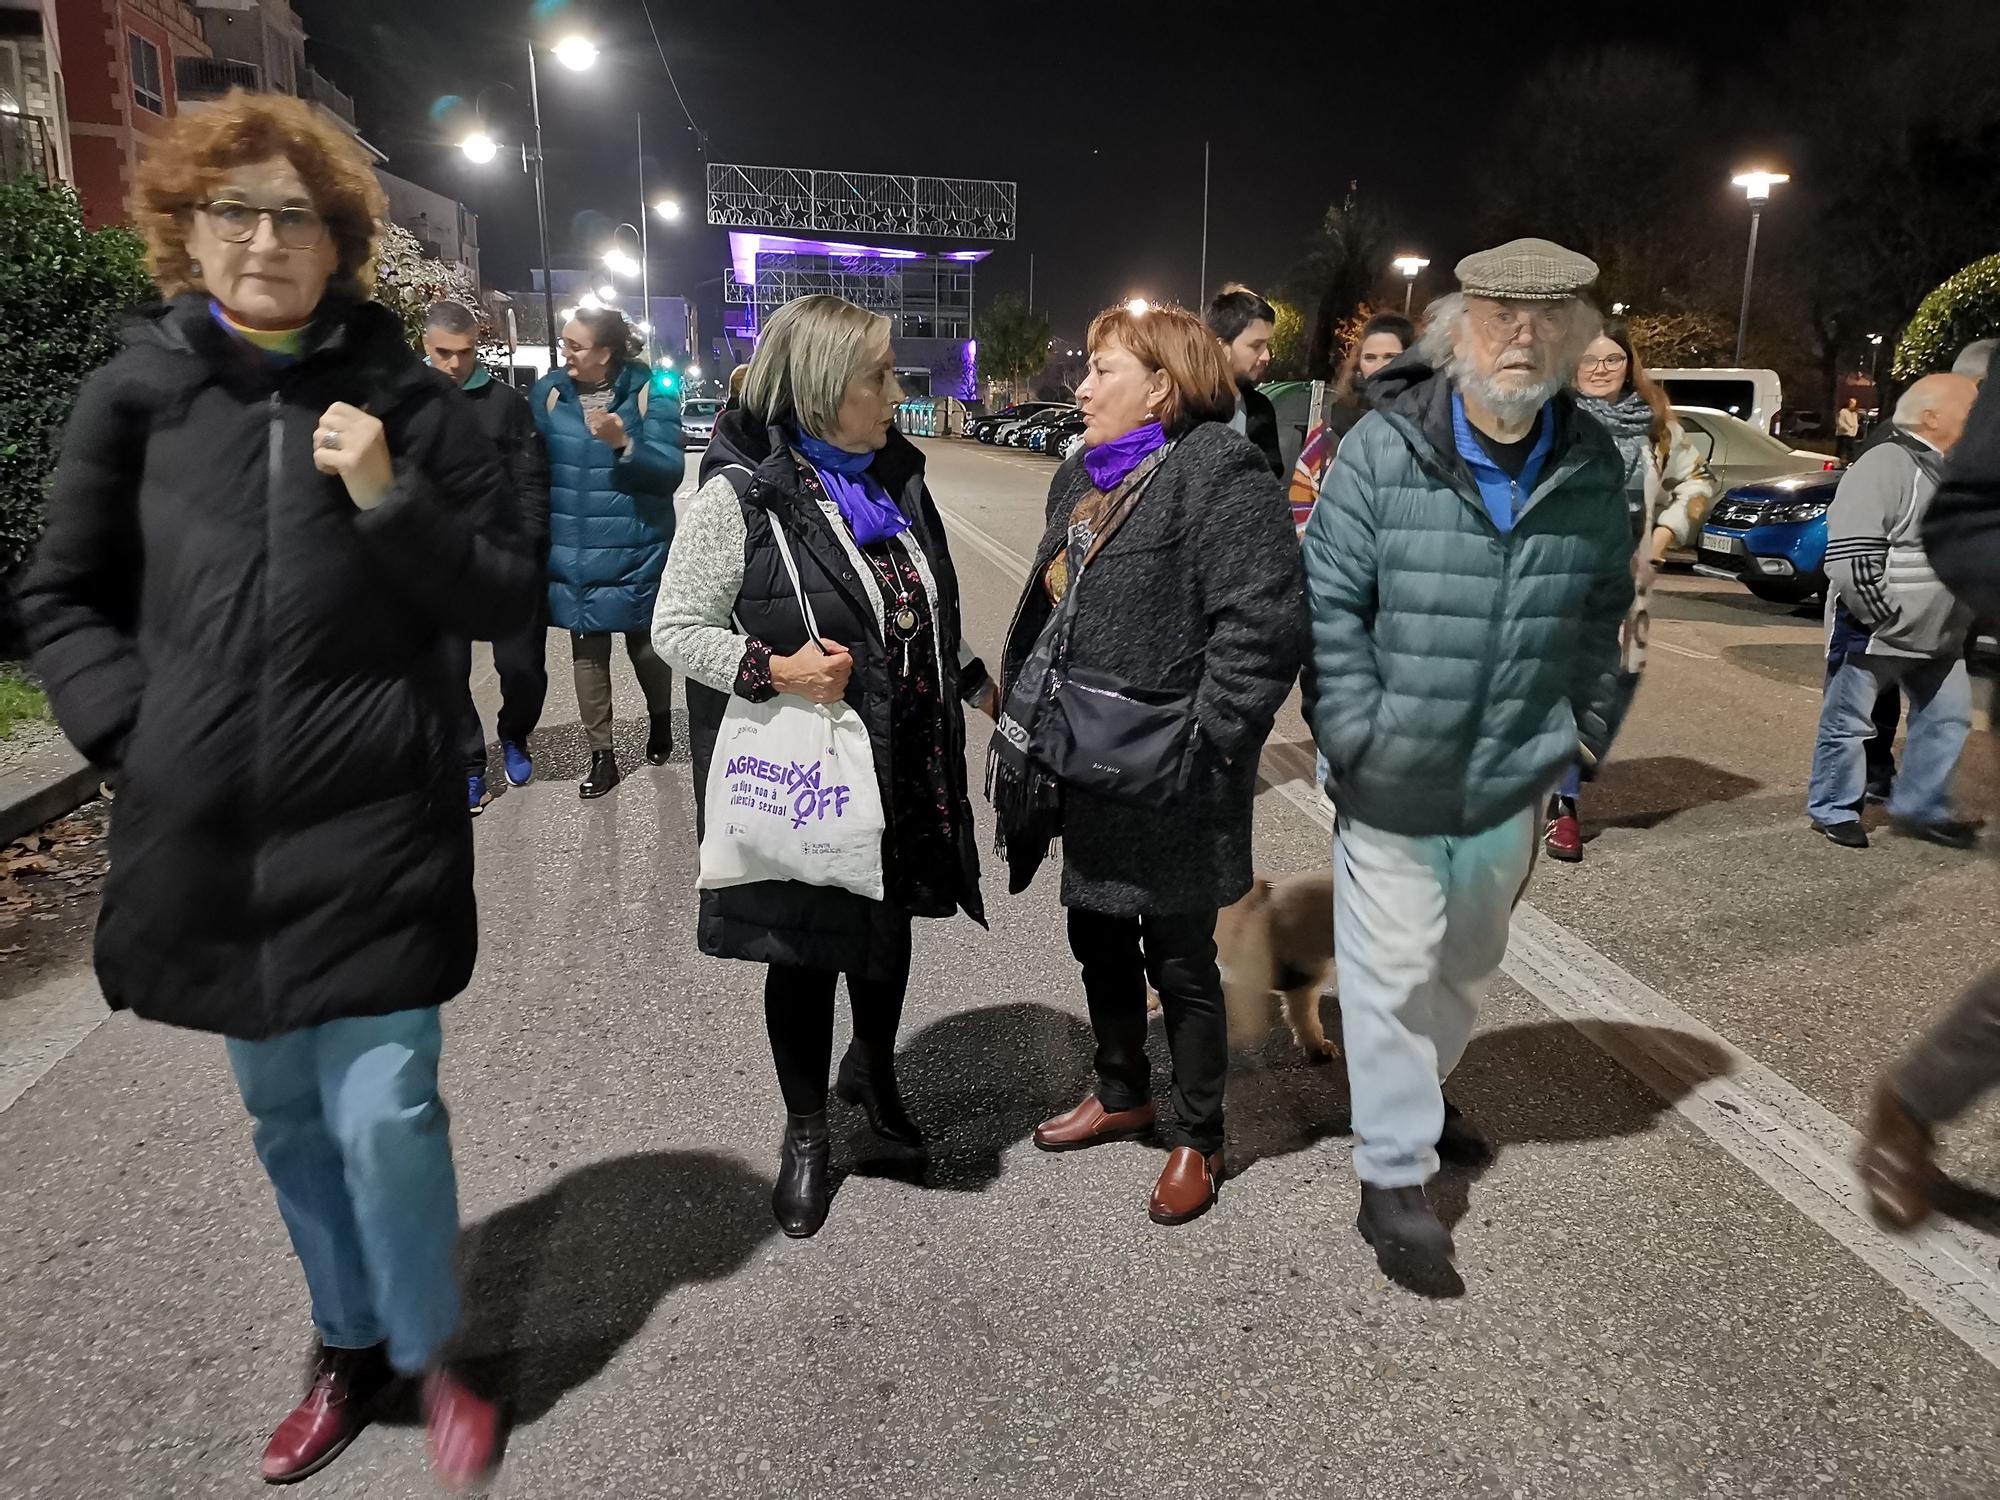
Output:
[1894, 252, 2000, 381]
[0, 183, 155, 573]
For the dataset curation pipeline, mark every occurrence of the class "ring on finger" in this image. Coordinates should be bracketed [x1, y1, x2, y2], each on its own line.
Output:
[316, 429, 342, 451]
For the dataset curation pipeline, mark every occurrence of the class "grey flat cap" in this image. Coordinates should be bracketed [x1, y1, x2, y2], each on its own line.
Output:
[1455, 237, 1599, 301]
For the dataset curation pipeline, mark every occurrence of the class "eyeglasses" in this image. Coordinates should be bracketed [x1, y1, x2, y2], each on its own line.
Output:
[1580, 353, 1630, 372]
[561, 339, 599, 356]
[201, 200, 326, 249]
[1477, 304, 1572, 343]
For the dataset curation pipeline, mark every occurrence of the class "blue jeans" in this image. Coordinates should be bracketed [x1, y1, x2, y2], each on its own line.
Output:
[1556, 763, 1582, 801]
[1333, 806, 1538, 1187]
[227, 1008, 462, 1374]
[1806, 654, 1970, 827]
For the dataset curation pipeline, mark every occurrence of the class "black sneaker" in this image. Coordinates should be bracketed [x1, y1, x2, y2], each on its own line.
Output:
[1891, 817, 1980, 851]
[1357, 1184, 1455, 1263]
[1864, 779, 1894, 806]
[1812, 819, 1869, 849]
[645, 713, 674, 766]
[579, 749, 621, 800]
[1438, 1098, 1493, 1166]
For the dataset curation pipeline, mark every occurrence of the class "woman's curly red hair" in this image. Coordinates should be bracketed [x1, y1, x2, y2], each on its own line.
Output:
[131, 89, 386, 298]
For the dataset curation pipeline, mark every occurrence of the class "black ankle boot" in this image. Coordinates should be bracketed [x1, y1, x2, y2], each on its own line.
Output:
[645, 713, 674, 766]
[835, 1046, 927, 1156]
[579, 749, 620, 799]
[773, 1111, 831, 1237]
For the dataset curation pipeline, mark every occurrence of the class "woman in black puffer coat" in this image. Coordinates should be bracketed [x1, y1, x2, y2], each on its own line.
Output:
[17, 93, 536, 1488]
[994, 303, 1307, 1228]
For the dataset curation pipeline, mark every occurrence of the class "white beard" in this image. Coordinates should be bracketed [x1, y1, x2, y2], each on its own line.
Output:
[1459, 364, 1566, 426]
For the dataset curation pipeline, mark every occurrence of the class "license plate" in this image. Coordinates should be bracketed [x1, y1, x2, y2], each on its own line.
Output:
[1702, 534, 1745, 557]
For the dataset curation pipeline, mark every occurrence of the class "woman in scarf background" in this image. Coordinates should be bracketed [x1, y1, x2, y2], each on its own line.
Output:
[1548, 321, 1715, 861]
[996, 303, 1306, 1228]
[653, 295, 993, 1240]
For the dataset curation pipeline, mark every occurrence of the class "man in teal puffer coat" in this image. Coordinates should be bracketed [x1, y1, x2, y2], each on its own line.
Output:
[533, 308, 685, 798]
[1301, 239, 1635, 1282]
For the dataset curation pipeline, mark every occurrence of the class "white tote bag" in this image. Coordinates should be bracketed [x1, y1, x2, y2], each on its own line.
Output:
[696, 516, 887, 900]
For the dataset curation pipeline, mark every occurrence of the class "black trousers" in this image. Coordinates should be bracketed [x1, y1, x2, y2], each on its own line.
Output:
[453, 621, 550, 777]
[1865, 682, 1903, 794]
[1896, 965, 2000, 1127]
[764, 919, 913, 1116]
[1067, 907, 1226, 1153]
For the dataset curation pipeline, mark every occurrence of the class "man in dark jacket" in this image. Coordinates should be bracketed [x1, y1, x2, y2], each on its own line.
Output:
[424, 301, 552, 807]
[1206, 285, 1285, 478]
[1859, 362, 2000, 1229]
[1302, 239, 1634, 1281]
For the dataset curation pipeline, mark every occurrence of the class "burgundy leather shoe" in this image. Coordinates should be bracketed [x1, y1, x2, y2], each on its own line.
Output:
[1149, 1147, 1225, 1225]
[1545, 798, 1583, 862]
[424, 1366, 505, 1492]
[259, 1342, 393, 1484]
[1034, 1095, 1157, 1152]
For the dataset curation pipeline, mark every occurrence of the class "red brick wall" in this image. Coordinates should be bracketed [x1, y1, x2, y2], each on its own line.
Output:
[51, 0, 208, 228]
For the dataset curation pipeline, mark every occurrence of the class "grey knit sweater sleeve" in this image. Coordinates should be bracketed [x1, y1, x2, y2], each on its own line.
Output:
[651, 473, 751, 692]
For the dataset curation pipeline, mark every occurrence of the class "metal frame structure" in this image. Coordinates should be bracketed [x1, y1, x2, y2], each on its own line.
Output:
[707, 163, 1017, 241]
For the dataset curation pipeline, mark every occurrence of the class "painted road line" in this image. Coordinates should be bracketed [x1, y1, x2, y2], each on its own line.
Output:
[0, 973, 107, 1116]
[939, 490, 2000, 1369]
[1652, 638, 1718, 660]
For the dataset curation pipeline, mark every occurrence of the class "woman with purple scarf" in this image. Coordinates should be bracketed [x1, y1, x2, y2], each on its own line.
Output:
[654, 295, 994, 1238]
[995, 303, 1307, 1227]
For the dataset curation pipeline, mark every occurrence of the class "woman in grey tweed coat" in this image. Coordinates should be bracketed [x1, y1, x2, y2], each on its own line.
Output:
[995, 302, 1307, 1226]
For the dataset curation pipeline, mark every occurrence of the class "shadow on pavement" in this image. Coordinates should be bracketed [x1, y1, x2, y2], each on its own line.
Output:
[892, 1000, 1097, 1191]
[451, 1149, 772, 1426]
[1937, 1178, 2000, 1237]
[1584, 755, 1763, 834]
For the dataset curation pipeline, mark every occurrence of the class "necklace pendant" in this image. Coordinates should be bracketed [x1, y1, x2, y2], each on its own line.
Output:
[895, 605, 918, 633]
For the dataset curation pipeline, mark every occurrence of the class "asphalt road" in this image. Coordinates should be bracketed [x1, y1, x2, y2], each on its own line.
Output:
[3, 437, 1999, 1499]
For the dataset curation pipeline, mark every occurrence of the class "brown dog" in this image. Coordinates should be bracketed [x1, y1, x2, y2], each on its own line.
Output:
[1149, 872, 1339, 1059]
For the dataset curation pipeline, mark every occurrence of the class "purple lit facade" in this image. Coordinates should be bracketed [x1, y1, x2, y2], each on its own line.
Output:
[722, 231, 988, 400]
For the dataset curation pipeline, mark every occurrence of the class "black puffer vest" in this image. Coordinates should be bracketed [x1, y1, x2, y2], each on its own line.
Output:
[689, 411, 985, 978]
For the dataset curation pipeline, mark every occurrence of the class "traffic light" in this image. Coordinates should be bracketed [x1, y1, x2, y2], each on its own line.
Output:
[651, 365, 680, 399]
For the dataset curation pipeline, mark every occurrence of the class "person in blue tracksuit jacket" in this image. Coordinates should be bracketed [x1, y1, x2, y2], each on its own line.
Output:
[532, 305, 685, 797]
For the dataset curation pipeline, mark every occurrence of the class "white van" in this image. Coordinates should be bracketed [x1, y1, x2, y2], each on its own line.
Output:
[1651, 368, 1784, 435]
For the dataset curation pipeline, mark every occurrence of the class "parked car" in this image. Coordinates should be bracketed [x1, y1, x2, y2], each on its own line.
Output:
[1673, 405, 1837, 497]
[971, 401, 1063, 443]
[1654, 368, 1784, 434]
[1043, 410, 1087, 458]
[1695, 469, 1837, 604]
[1003, 405, 1076, 448]
[680, 398, 722, 447]
[1016, 407, 1078, 451]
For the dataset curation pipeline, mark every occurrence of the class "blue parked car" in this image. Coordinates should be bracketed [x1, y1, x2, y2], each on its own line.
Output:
[1695, 469, 1840, 605]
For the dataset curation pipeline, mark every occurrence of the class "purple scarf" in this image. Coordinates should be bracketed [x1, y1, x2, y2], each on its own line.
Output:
[1082, 420, 1167, 491]
[793, 430, 911, 546]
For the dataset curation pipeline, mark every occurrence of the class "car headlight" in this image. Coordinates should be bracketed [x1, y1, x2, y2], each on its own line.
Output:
[1760, 501, 1830, 525]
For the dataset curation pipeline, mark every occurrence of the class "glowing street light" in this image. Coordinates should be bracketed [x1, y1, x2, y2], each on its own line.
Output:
[553, 35, 598, 71]
[1125, 298, 1150, 316]
[603, 247, 642, 279]
[654, 198, 683, 222]
[1731, 168, 1791, 364]
[1392, 254, 1429, 314]
[459, 131, 497, 165]
[688, 365, 702, 380]
[595, 284, 618, 303]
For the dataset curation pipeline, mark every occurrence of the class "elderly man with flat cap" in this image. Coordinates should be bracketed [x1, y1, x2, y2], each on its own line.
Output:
[1301, 238, 1635, 1279]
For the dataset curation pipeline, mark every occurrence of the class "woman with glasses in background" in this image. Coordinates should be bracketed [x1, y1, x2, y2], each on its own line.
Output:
[534, 306, 686, 797]
[1547, 319, 1714, 861]
[19, 90, 538, 1487]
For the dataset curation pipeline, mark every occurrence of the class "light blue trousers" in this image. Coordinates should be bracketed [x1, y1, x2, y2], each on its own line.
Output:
[1806, 653, 1969, 827]
[226, 1007, 462, 1374]
[1333, 807, 1537, 1187]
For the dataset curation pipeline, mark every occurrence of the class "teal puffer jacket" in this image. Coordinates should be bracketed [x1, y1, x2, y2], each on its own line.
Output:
[533, 361, 685, 635]
[1301, 361, 1636, 837]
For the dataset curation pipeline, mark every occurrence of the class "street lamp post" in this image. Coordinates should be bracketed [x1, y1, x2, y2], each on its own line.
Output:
[1731, 169, 1789, 368]
[1392, 255, 1429, 315]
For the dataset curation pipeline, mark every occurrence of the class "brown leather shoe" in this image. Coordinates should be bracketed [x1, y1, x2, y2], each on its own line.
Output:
[259, 1341, 393, 1484]
[1856, 1085, 1940, 1231]
[1034, 1095, 1157, 1152]
[1149, 1147, 1225, 1225]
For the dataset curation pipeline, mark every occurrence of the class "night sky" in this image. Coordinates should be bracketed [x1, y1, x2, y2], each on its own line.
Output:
[296, 0, 1807, 351]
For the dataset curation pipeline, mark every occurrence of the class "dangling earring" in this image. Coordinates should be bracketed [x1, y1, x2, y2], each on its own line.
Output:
[189, 258, 203, 282]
